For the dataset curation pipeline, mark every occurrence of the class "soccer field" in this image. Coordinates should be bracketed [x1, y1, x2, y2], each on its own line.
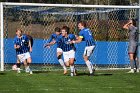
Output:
[0, 70, 140, 93]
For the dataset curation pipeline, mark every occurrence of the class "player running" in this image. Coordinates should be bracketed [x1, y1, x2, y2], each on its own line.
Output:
[123, 19, 139, 73]
[44, 27, 67, 75]
[58, 26, 77, 76]
[70, 21, 95, 76]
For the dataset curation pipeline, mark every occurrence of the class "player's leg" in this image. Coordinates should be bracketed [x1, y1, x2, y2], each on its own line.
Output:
[63, 51, 71, 75]
[69, 58, 75, 76]
[127, 46, 136, 73]
[135, 57, 139, 73]
[57, 48, 67, 74]
[25, 52, 33, 74]
[17, 54, 25, 73]
[128, 53, 135, 73]
[16, 59, 21, 73]
[83, 46, 95, 75]
[134, 50, 139, 73]
[136, 60, 139, 73]
[23, 60, 29, 72]
[69, 50, 76, 76]
[63, 52, 70, 67]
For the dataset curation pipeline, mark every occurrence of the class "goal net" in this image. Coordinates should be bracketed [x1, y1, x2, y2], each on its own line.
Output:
[0, 2, 140, 71]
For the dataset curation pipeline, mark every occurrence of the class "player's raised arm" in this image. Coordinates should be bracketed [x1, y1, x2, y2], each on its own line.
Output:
[123, 20, 132, 30]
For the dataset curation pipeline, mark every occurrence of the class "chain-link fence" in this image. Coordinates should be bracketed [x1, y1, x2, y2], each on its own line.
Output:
[1, 3, 139, 71]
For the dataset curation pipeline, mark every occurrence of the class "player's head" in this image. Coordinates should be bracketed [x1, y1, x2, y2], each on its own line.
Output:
[132, 19, 137, 27]
[128, 19, 137, 27]
[16, 29, 22, 37]
[78, 21, 86, 30]
[55, 27, 61, 35]
[61, 26, 70, 37]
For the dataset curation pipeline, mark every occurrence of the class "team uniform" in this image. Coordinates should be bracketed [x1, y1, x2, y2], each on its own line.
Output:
[47, 33, 68, 74]
[78, 27, 95, 75]
[57, 34, 76, 76]
[57, 34, 76, 62]
[79, 28, 96, 56]
[128, 26, 138, 54]
[48, 33, 63, 52]
[14, 34, 31, 62]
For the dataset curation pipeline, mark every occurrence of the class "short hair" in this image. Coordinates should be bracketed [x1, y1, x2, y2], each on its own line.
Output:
[16, 29, 22, 33]
[54, 27, 61, 32]
[132, 19, 137, 27]
[78, 21, 87, 27]
[61, 26, 70, 34]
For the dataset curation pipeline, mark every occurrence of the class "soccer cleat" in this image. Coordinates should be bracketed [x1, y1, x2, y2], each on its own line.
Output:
[93, 68, 95, 72]
[74, 69, 77, 76]
[25, 67, 30, 73]
[92, 68, 95, 74]
[29, 71, 33, 74]
[17, 68, 21, 73]
[136, 69, 139, 73]
[63, 69, 67, 75]
[70, 72, 74, 77]
[127, 69, 134, 73]
[25, 68, 30, 73]
[89, 72, 94, 76]
[17, 70, 21, 73]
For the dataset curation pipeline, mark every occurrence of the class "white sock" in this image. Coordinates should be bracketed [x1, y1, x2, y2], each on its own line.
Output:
[70, 65, 74, 73]
[86, 60, 93, 74]
[17, 68, 21, 73]
[58, 59, 67, 70]
[25, 66, 30, 72]
[90, 62, 94, 70]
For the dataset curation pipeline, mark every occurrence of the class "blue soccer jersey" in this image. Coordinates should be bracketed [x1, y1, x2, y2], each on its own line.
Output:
[57, 34, 76, 52]
[14, 34, 30, 55]
[48, 33, 62, 48]
[79, 28, 95, 46]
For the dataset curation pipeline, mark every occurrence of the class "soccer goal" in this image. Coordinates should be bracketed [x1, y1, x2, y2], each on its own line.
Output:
[1, 2, 140, 71]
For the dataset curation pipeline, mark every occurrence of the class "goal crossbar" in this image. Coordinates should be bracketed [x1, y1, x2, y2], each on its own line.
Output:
[2, 2, 140, 9]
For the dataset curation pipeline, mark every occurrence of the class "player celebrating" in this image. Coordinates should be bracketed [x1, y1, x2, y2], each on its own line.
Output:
[71, 21, 95, 76]
[58, 26, 77, 76]
[14, 29, 33, 74]
[44, 27, 67, 75]
[123, 19, 139, 73]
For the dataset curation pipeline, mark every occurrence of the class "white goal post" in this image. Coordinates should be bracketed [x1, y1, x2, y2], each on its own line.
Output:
[0, 2, 140, 71]
[0, 3, 4, 71]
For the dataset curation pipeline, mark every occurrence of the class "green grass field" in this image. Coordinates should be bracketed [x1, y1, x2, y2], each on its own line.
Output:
[0, 70, 140, 93]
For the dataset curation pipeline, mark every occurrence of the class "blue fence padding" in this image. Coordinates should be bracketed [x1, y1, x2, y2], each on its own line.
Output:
[4, 38, 129, 65]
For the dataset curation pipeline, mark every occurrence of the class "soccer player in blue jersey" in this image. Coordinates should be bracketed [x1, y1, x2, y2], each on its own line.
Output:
[58, 26, 77, 76]
[71, 21, 95, 76]
[14, 29, 33, 74]
[44, 27, 67, 75]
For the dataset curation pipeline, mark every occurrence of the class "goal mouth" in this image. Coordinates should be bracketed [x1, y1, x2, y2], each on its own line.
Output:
[1, 2, 140, 71]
